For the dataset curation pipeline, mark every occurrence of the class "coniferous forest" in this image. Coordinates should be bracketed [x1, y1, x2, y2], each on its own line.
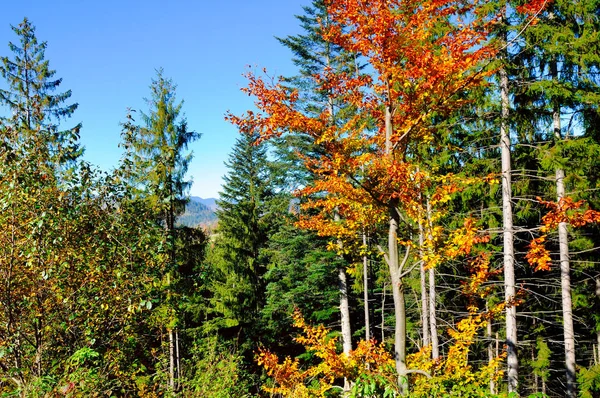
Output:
[1, 0, 600, 396]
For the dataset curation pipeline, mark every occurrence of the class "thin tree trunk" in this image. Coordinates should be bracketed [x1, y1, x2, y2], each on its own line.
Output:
[597, 278, 600, 366]
[418, 214, 430, 348]
[34, 288, 44, 378]
[500, 62, 518, 393]
[542, 377, 547, 396]
[596, 338, 600, 366]
[363, 231, 371, 341]
[334, 209, 352, 394]
[388, 207, 408, 394]
[384, 104, 408, 395]
[165, 212, 175, 393]
[176, 329, 180, 391]
[426, 199, 438, 359]
[339, 265, 352, 356]
[34, 318, 42, 378]
[532, 344, 538, 394]
[168, 329, 175, 392]
[487, 306, 496, 395]
[553, 102, 577, 398]
[334, 211, 353, 357]
[326, 42, 353, 369]
[339, 266, 352, 394]
[496, 332, 499, 358]
[381, 282, 387, 343]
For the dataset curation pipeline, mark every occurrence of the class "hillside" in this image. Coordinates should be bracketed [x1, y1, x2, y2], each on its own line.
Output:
[190, 196, 217, 211]
[177, 197, 218, 228]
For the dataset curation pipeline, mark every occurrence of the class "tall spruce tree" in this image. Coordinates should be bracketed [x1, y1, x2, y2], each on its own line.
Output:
[276, 0, 361, 367]
[0, 18, 81, 165]
[126, 69, 199, 392]
[513, 1, 600, 394]
[204, 129, 286, 351]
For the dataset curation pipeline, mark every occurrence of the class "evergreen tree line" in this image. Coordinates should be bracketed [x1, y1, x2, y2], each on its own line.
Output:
[0, 0, 600, 396]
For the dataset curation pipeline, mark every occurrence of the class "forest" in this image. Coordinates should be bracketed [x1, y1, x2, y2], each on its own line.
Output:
[1, 0, 600, 397]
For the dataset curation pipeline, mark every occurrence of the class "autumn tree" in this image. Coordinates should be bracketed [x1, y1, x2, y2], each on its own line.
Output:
[0, 19, 84, 386]
[229, 0, 498, 393]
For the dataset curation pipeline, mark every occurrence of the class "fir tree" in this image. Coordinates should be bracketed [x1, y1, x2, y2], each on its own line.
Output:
[133, 69, 199, 226]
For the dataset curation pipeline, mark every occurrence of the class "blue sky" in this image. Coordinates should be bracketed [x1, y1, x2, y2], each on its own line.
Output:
[1, 0, 307, 198]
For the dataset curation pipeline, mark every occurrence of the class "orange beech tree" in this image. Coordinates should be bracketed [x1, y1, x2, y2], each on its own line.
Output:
[228, 0, 501, 392]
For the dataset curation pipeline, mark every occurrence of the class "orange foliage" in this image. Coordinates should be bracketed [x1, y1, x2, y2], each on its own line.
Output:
[526, 236, 552, 272]
[527, 197, 600, 271]
[256, 309, 396, 397]
[258, 305, 505, 397]
[227, 0, 500, 251]
[445, 218, 490, 259]
[538, 196, 600, 232]
[516, 0, 551, 15]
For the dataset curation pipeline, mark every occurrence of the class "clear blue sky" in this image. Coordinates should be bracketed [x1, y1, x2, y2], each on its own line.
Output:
[1, 0, 307, 198]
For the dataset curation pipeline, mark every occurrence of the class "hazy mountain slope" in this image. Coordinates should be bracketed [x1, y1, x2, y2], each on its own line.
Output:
[177, 197, 218, 228]
[190, 196, 218, 211]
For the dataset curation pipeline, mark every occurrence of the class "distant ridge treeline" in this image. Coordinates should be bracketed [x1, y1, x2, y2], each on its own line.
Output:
[177, 196, 218, 228]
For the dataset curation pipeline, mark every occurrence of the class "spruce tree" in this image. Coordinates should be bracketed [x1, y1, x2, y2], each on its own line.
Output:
[0, 18, 81, 165]
[514, 1, 600, 394]
[126, 69, 199, 392]
[133, 69, 199, 225]
[276, 0, 361, 365]
[208, 130, 281, 331]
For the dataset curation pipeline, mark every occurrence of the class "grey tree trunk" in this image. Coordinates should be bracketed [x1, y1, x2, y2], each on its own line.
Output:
[168, 329, 175, 392]
[334, 211, 353, 357]
[324, 41, 353, 392]
[487, 305, 496, 395]
[596, 332, 600, 366]
[597, 278, 600, 366]
[500, 64, 518, 394]
[553, 104, 577, 398]
[339, 265, 353, 356]
[389, 206, 408, 394]
[164, 215, 176, 393]
[176, 329, 181, 391]
[381, 282, 387, 343]
[363, 232, 371, 341]
[334, 210, 352, 394]
[428, 268, 438, 358]
[418, 219, 430, 348]
[384, 104, 408, 395]
[326, 43, 353, 362]
[426, 199, 439, 359]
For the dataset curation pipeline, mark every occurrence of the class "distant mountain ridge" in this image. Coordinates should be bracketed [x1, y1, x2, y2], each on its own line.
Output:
[177, 197, 218, 228]
[190, 196, 218, 211]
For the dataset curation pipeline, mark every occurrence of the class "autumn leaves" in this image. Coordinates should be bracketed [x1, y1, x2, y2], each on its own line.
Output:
[229, 0, 591, 394]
